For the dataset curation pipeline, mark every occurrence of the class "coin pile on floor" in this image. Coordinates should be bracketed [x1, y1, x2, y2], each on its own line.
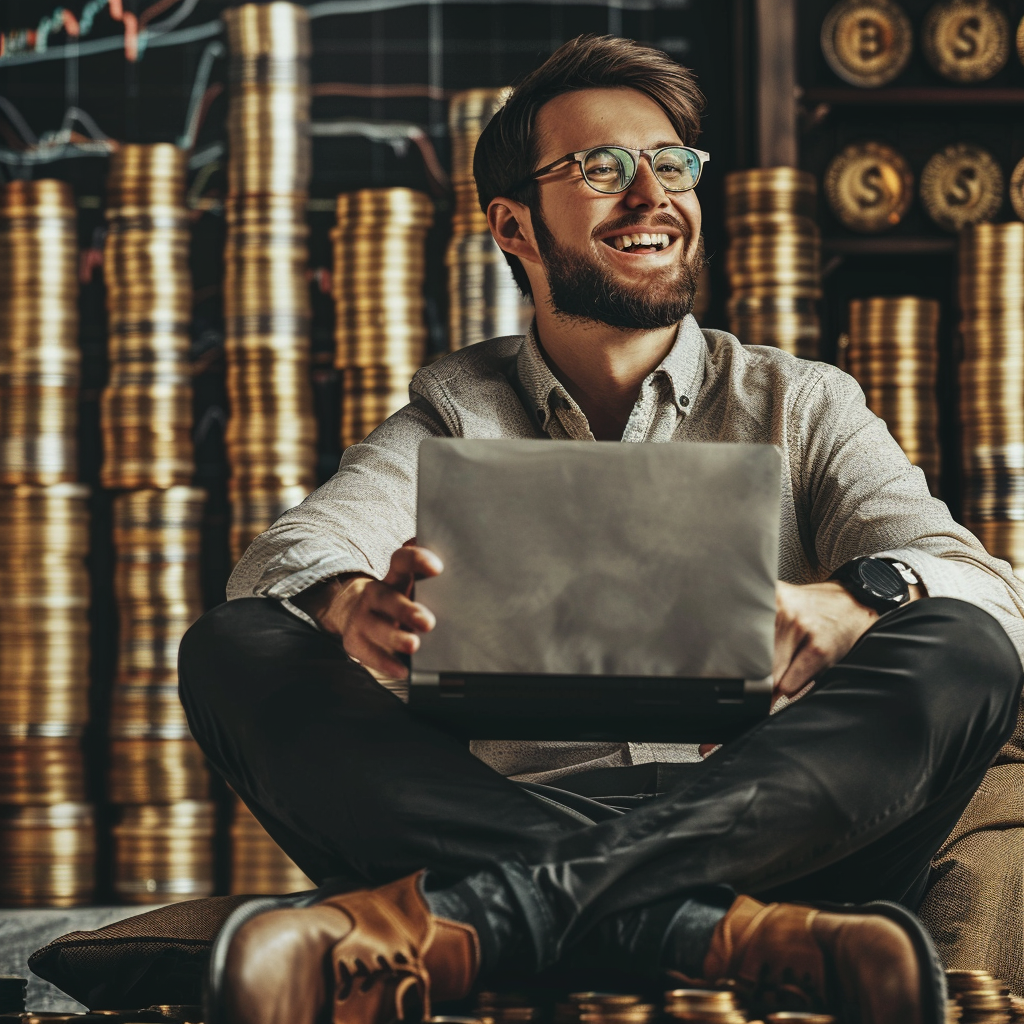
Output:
[1, 971, 1023, 1024]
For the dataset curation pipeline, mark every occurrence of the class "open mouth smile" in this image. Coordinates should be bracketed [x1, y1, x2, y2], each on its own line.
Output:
[601, 231, 676, 254]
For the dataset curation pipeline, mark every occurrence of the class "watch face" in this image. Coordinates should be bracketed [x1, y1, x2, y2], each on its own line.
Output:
[858, 558, 905, 600]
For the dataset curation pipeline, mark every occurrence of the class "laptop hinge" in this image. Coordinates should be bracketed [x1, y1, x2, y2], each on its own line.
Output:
[743, 674, 773, 694]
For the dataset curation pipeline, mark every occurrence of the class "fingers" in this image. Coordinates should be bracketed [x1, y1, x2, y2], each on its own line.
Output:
[384, 545, 443, 589]
[367, 585, 435, 632]
[775, 636, 829, 697]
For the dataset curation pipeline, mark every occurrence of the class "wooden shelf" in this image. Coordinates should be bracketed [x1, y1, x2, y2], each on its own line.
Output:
[802, 86, 1024, 107]
[823, 237, 957, 255]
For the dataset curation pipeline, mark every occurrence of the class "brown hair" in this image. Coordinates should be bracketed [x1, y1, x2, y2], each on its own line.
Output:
[473, 34, 705, 296]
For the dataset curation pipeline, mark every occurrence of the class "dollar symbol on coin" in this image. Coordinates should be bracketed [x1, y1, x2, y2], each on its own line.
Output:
[954, 16, 981, 57]
[857, 164, 885, 208]
[947, 165, 978, 206]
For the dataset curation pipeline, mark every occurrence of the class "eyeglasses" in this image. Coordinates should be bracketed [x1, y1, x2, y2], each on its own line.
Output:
[520, 145, 710, 195]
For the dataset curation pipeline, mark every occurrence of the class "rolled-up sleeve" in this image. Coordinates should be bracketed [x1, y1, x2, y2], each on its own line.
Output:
[226, 394, 451, 614]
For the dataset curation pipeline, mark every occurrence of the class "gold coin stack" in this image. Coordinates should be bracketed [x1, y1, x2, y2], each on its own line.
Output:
[223, 2, 316, 564]
[332, 189, 433, 449]
[957, 223, 1024, 573]
[447, 88, 533, 351]
[111, 800, 216, 904]
[108, 488, 211, 903]
[477, 991, 541, 1024]
[0, 484, 95, 906]
[229, 797, 313, 894]
[725, 168, 821, 359]
[102, 144, 194, 489]
[946, 970, 1012, 1024]
[559, 993, 659, 1024]
[664, 989, 747, 1024]
[846, 297, 941, 494]
[0, 804, 96, 907]
[0, 180, 79, 486]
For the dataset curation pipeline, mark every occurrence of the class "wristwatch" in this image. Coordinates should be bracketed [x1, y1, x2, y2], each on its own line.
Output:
[832, 557, 918, 614]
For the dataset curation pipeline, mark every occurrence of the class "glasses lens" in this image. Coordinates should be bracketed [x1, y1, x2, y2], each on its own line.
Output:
[652, 148, 701, 191]
[582, 148, 637, 193]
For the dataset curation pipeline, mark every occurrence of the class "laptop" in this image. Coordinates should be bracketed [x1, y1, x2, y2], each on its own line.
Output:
[408, 438, 781, 742]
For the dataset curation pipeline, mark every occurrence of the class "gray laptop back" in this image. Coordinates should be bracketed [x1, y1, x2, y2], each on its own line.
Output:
[414, 439, 781, 680]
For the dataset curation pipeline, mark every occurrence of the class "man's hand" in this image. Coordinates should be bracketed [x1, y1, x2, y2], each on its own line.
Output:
[291, 543, 442, 679]
[773, 580, 879, 700]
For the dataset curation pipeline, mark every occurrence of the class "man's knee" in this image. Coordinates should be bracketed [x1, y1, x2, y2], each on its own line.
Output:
[178, 597, 294, 708]
[894, 597, 1023, 743]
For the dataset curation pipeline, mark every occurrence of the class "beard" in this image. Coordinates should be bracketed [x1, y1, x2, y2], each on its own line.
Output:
[533, 214, 705, 330]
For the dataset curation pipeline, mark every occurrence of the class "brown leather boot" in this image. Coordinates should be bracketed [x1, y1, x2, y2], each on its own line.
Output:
[703, 895, 943, 1024]
[217, 871, 479, 1024]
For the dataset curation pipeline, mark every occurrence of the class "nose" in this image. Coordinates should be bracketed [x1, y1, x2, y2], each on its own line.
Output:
[622, 156, 671, 210]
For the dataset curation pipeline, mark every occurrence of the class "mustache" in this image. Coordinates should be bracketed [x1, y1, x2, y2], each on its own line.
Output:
[591, 211, 689, 241]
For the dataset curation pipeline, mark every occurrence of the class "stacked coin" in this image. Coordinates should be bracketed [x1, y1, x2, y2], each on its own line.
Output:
[561, 994, 658, 1024]
[102, 144, 194, 489]
[958, 223, 1024, 573]
[108, 489, 210, 901]
[0, 180, 79, 485]
[846, 297, 941, 494]
[332, 190, 431, 448]
[664, 990, 747, 1024]
[223, 3, 316, 564]
[111, 801, 216, 904]
[0, 803, 96, 907]
[725, 169, 821, 359]
[0, 483, 94, 905]
[477, 992, 541, 1023]
[946, 970, 1012, 1024]
[447, 89, 533, 351]
[229, 797, 314, 894]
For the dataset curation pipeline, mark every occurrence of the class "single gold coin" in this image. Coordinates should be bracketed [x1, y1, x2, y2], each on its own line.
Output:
[821, 0, 914, 87]
[920, 143, 1003, 231]
[1009, 155, 1024, 222]
[923, 0, 1010, 82]
[825, 141, 914, 232]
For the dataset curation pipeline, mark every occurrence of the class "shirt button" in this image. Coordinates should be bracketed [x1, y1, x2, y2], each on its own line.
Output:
[680, 395, 690, 407]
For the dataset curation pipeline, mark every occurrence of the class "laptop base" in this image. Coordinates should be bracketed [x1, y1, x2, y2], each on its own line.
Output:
[408, 672, 772, 742]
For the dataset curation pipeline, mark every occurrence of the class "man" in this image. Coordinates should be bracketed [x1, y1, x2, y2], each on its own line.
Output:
[179, 34, 1024, 1024]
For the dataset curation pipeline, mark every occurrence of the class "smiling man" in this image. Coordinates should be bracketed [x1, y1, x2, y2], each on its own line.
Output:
[179, 35, 1024, 1024]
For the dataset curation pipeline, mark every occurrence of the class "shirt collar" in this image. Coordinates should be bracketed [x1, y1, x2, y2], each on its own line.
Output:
[514, 314, 707, 432]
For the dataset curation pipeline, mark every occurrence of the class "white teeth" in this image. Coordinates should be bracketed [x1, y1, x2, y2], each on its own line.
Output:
[610, 232, 673, 251]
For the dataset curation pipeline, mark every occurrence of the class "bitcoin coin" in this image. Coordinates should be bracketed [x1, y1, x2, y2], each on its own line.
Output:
[821, 0, 914, 87]
[923, 0, 1010, 82]
[825, 141, 914, 232]
[920, 143, 1003, 231]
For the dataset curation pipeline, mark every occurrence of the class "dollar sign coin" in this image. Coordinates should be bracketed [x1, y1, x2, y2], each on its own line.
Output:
[825, 141, 914, 232]
[821, 0, 914, 87]
[920, 143, 1004, 231]
[923, 0, 1010, 82]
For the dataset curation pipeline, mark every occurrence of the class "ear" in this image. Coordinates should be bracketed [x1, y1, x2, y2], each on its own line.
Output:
[487, 198, 541, 266]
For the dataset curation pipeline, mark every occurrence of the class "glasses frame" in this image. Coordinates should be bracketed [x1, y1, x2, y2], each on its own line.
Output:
[519, 144, 711, 195]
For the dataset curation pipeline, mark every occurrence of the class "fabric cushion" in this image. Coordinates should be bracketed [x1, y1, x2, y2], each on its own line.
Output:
[918, 761, 1024, 995]
[28, 895, 260, 1009]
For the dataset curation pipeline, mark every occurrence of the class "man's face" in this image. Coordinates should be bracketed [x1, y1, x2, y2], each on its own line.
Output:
[527, 87, 704, 330]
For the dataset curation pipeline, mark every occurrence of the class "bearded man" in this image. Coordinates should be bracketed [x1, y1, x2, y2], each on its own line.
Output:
[179, 34, 1024, 1024]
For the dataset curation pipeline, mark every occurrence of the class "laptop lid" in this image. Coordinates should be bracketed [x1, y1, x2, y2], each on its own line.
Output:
[413, 438, 781, 681]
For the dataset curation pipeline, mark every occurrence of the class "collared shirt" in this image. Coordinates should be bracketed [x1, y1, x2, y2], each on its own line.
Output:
[228, 316, 1024, 782]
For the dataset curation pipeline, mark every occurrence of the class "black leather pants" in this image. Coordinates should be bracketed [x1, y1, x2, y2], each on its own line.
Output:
[179, 596, 1022, 965]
